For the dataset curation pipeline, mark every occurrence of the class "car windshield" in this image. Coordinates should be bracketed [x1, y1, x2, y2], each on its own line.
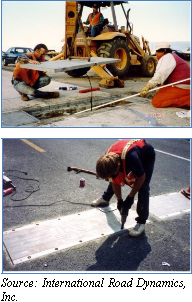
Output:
[18, 48, 33, 53]
[5, 47, 33, 53]
[15, 48, 26, 53]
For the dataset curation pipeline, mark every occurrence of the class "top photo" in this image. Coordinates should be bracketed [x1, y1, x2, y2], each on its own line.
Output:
[1, 1, 191, 128]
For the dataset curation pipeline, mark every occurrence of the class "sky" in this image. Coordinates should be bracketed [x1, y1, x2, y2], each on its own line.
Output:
[1, 1, 191, 52]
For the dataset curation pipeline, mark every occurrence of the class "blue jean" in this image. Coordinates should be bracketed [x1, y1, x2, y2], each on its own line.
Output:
[102, 150, 156, 224]
[90, 25, 101, 37]
[13, 75, 51, 97]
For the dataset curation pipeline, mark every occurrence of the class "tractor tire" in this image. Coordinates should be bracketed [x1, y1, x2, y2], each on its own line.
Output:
[141, 55, 156, 77]
[97, 38, 131, 78]
[65, 67, 90, 78]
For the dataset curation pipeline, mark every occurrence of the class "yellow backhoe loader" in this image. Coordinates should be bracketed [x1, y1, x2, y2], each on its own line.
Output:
[52, 1, 156, 87]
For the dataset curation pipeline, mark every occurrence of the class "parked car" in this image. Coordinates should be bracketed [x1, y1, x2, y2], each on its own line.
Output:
[172, 49, 190, 61]
[151, 49, 190, 61]
[184, 47, 191, 61]
[2, 47, 33, 66]
[184, 47, 190, 54]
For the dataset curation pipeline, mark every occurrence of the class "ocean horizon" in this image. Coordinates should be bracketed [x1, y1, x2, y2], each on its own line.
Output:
[149, 41, 190, 53]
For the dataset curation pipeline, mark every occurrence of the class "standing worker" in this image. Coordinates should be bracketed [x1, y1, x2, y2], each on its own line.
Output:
[92, 139, 155, 237]
[140, 42, 190, 108]
[12, 43, 60, 101]
[83, 3, 104, 37]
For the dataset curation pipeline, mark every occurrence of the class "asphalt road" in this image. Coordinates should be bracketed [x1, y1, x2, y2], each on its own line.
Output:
[3, 139, 191, 271]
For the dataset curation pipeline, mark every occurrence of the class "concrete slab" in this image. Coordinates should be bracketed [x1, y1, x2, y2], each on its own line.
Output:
[2, 111, 40, 127]
[149, 192, 191, 219]
[31, 108, 151, 127]
[20, 57, 120, 73]
[41, 102, 190, 128]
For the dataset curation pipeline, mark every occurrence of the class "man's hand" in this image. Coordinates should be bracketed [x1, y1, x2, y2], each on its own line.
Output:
[121, 196, 134, 216]
[140, 84, 152, 97]
[29, 59, 40, 65]
[120, 196, 133, 229]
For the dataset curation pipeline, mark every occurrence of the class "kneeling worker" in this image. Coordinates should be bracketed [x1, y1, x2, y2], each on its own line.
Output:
[92, 139, 155, 237]
[12, 43, 59, 101]
[140, 42, 190, 108]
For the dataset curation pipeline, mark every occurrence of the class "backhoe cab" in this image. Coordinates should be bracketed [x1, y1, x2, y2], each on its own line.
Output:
[63, 1, 156, 84]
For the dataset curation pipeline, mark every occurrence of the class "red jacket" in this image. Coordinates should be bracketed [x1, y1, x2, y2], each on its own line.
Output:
[107, 139, 146, 187]
[13, 52, 45, 86]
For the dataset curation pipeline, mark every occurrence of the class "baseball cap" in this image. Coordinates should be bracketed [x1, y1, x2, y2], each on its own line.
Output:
[155, 42, 171, 51]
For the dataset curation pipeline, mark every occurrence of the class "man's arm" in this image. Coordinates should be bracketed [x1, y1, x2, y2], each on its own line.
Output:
[140, 54, 176, 97]
[83, 16, 90, 25]
[97, 13, 104, 26]
[17, 53, 32, 64]
[110, 174, 146, 201]
[128, 173, 146, 197]
[148, 53, 176, 87]
[125, 148, 146, 197]
[111, 182, 122, 200]
[18, 53, 40, 65]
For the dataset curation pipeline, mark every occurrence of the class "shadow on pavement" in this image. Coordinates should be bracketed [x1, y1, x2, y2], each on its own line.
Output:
[87, 231, 151, 271]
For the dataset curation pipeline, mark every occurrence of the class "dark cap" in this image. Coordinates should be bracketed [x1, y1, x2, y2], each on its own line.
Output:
[93, 3, 98, 8]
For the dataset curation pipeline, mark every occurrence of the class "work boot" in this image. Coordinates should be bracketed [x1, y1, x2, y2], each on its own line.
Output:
[181, 185, 191, 199]
[18, 92, 29, 101]
[44, 91, 60, 99]
[129, 223, 145, 237]
[91, 197, 109, 207]
[35, 90, 60, 99]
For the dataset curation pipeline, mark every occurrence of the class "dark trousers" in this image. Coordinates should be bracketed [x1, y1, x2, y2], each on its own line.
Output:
[102, 150, 156, 224]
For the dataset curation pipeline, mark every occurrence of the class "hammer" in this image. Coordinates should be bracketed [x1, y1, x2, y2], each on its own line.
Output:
[67, 166, 97, 176]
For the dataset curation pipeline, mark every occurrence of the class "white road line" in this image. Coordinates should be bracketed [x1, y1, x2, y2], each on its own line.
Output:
[155, 149, 190, 161]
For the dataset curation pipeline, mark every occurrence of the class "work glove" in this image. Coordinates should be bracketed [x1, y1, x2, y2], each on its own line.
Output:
[121, 196, 134, 216]
[140, 84, 152, 98]
[117, 199, 123, 213]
